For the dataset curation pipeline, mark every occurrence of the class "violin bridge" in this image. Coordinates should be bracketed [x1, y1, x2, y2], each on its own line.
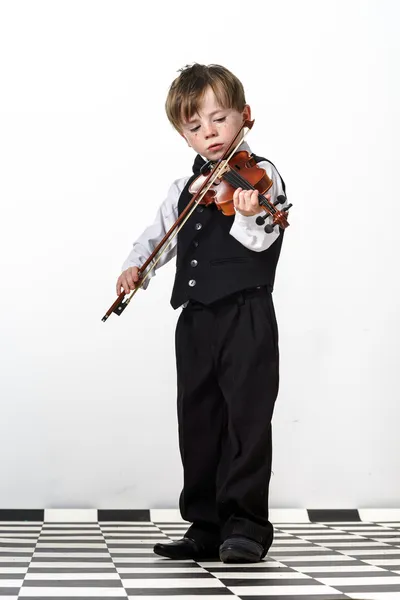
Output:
[214, 161, 231, 178]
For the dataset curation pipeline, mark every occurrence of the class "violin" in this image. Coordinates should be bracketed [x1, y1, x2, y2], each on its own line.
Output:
[190, 149, 291, 230]
[102, 119, 292, 322]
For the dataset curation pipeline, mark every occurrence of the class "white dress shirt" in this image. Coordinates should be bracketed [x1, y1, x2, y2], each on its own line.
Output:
[122, 142, 286, 288]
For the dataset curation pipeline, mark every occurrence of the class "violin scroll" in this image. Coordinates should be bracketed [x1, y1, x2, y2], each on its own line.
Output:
[255, 194, 293, 233]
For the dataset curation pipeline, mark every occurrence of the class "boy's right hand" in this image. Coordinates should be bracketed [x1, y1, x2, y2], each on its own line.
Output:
[116, 266, 140, 295]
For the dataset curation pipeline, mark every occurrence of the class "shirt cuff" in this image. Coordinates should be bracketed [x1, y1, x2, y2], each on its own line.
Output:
[233, 210, 266, 230]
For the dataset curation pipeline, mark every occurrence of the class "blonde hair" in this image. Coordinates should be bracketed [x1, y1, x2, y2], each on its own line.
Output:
[165, 63, 246, 132]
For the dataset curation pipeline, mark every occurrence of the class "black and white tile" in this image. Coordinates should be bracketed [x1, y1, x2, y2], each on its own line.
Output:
[1, 512, 400, 599]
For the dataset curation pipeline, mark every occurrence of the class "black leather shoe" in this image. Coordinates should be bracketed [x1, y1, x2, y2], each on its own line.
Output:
[153, 537, 219, 560]
[219, 536, 264, 563]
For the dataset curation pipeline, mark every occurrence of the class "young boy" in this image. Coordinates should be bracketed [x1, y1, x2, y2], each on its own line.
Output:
[117, 64, 288, 563]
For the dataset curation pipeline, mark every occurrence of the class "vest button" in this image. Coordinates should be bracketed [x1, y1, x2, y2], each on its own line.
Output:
[195, 223, 202, 231]
[196, 205, 204, 213]
[188, 279, 196, 287]
[190, 259, 198, 267]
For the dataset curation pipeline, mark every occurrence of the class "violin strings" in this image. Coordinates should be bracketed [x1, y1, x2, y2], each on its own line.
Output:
[222, 169, 278, 215]
[227, 169, 277, 213]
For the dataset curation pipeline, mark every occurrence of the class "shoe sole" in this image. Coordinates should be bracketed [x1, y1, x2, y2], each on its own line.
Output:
[153, 546, 196, 560]
[153, 545, 219, 561]
[219, 539, 263, 563]
[219, 548, 261, 563]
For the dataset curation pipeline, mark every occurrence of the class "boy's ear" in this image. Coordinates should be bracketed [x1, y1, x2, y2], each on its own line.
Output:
[242, 104, 251, 121]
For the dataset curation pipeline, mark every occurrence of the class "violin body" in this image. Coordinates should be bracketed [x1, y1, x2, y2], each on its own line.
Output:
[188, 151, 273, 216]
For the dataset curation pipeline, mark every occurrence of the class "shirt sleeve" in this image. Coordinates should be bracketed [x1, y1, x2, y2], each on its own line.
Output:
[229, 160, 289, 252]
[121, 176, 189, 289]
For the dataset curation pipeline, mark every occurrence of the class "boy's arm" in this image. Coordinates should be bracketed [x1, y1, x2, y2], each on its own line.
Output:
[121, 177, 189, 289]
[229, 161, 289, 252]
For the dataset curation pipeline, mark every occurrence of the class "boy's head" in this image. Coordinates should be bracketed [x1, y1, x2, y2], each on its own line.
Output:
[165, 63, 251, 160]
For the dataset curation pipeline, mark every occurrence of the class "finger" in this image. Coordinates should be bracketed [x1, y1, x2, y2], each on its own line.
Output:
[126, 272, 135, 291]
[116, 277, 122, 296]
[251, 189, 259, 207]
[247, 190, 255, 201]
[121, 275, 131, 294]
[244, 190, 254, 211]
[238, 190, 246, 210]
[233, 188, 241, 207]
[240, 191, 248, 210]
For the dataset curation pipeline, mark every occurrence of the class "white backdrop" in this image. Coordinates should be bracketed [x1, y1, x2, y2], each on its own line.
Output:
[0, 0, 399, 509]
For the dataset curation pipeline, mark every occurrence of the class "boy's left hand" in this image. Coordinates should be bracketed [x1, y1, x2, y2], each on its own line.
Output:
[233, 188, 271, 217]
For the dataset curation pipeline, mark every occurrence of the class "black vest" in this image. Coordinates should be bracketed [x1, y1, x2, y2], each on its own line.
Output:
[170, 153, 286, 309]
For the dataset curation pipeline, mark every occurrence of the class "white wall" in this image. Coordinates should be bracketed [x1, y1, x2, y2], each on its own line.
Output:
[1, 0, 399, 509]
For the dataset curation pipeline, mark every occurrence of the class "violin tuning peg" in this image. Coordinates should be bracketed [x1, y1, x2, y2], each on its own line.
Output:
[256, 214, 268, 226]
[264, 223, 275, 234]
[283, 203, 293, 211]
[273, 194, 287, 206]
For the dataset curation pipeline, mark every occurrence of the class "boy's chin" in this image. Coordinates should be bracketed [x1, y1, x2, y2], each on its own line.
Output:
[203, 148, 225, 161]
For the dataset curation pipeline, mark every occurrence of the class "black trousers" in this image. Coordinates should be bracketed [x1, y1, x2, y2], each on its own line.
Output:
[175, 286, 279, 553]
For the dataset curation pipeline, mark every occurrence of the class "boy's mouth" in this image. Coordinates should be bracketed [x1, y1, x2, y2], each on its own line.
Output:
[208, 143, 224, 152]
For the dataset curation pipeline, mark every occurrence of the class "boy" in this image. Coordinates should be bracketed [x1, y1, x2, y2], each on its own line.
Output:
[117, 64, 287, 563]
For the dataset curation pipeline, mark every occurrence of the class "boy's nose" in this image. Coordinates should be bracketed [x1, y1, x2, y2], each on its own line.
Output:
[204, 122, 218, 138]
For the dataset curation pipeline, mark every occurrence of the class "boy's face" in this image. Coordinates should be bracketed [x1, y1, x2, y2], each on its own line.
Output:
[180, 86, 251, 161]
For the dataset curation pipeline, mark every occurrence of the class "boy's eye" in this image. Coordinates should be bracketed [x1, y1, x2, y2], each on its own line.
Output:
[189, 117, 226, 133]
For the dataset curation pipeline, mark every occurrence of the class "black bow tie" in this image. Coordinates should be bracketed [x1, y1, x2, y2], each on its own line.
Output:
[192, 154, 207, 176]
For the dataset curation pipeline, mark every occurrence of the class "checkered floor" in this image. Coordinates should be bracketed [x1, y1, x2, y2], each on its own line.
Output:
[1, 520, 400, 599]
